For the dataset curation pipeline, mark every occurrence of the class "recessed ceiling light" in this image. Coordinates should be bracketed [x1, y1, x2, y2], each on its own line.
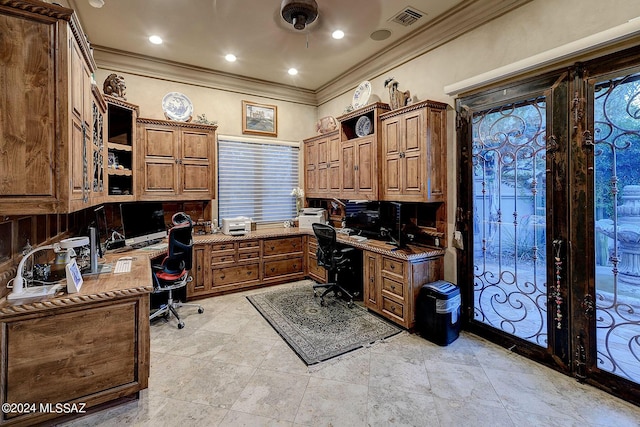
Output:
[332, 30, 345, 39]
[225, 54, 237, 62]
[149, 35, 163, 45]
[288, 68, 298, 76]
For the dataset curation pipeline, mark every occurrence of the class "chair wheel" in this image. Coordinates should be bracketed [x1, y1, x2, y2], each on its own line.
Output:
[320, 298, 325, 306]
[198, 307, 204, 314]
[178, 322, 185, 329]
[313, 290, 318, 297]
[347, 301, 354, 308]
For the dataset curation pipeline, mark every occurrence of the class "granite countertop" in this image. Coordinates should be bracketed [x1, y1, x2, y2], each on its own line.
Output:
[193, 227, 445, 261]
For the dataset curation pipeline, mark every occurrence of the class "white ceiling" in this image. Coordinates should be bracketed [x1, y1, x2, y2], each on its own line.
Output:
[67, 0, 467, 91]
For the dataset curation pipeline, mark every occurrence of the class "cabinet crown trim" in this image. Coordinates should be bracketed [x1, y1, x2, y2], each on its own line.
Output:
[0, 0, 72, 20]
[337, 102, 390, 122]
[137, 117, 218, 131]
[105, 94, 140, 113]
[380, 99, 449, 119]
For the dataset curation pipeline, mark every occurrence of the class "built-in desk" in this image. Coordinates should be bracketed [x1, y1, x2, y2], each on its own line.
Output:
[191, 228, 445, 329]
[0, 253, 154, 427]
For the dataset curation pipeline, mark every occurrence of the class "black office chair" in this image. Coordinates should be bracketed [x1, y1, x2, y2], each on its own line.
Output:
[149, 212, 203, 329]
[312, 222, 357, 308]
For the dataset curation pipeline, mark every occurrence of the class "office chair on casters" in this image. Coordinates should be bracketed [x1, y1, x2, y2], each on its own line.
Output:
[312, 223, 357, 308]
[149, 212, 204, 329]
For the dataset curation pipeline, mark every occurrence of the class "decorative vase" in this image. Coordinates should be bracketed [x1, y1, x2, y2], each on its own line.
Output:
[296, 198, 303, 213]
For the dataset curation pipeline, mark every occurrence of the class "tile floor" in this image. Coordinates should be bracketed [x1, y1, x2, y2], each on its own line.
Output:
[62, 281, 640, 427]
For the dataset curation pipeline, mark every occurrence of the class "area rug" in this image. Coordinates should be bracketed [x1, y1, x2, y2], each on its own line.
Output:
[246, 281, 402, 365]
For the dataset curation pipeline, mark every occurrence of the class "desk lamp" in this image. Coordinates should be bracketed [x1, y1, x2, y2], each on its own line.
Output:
[8, 237, 89, 302]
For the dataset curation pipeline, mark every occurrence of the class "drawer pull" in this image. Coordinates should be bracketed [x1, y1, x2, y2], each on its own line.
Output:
[390, 264, 395, 270]
[271, 267, 275, 272]
[391, 285, 396, 290]
[293, 264, 298, 269]
[220, 274, 226, 279]
[391, 306, 396, 312]
[270, 246, 275, 251]
[246, 271, 252, 276]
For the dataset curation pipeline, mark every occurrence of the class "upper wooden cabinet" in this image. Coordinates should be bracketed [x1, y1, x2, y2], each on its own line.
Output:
[105, 96, 139, 202]
[380, 100, 448, 202]
[303, 130, 340, 198]
[137, 118, 217, 201]
[0, 1, 99, 214]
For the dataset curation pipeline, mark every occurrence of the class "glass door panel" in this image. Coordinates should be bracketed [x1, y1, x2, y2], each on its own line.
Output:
[471, 98, 549, 346]
[592, 72, 640, 384]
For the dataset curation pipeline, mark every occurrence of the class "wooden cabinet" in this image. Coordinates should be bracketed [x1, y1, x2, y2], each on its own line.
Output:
[336, 102, 390, 200]
[303, 131, 340, 198]
[363, 250, 443, 329]
[90, 87, 107, 204]
[105, 96, 139, 201]
[0, 2, 99, 214]
[306, 236, 328, 283]
[189, 235, 305, 299]
[262, 236, 304, 282]
[380, 100, 448, 202]
[137, 118, 217, 201]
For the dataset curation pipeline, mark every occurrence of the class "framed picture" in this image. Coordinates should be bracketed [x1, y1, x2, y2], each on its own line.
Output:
[242, 100, 277, 137]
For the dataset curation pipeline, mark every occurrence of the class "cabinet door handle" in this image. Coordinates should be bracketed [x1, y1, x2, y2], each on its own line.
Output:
[370, 278, 374, 283]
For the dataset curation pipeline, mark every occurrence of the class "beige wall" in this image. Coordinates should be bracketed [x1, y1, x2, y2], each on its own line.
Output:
[318, 0, 640, 283]
[96, 0, 640, 284]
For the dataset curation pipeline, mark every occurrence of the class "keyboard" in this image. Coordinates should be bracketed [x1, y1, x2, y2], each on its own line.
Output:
[114, 258, 132, 274]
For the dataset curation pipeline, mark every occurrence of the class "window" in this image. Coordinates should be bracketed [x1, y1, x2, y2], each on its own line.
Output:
[218, 137, 299, 223]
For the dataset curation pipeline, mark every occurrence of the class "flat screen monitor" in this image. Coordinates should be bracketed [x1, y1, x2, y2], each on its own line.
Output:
[93, 205, 109, 258]
[379, 202, 404, 248]
[120, 202, 167, 247]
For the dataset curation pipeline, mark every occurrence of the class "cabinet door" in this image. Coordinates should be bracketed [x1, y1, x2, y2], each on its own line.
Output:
[425, 107, 446, 201]
[402, 109, 426, 199]
[304, 140, 318, 196]
[381, 117, 402, 199]
[70, 119, 86, 202]
[356, 136, 376, 196]
[140, 126, 179, 196]
[317, 136, 329, 193]
[189, 244, 209, 296]
[363, 251, 380, 312]
[328, 133, 341, 192]
[340, 141, 356, 196]
[180, 129, 213, 198]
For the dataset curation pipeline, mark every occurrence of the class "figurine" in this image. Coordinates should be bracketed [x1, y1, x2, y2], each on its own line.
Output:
[103, 73, 127, 100]
[384, 77, 411, 110]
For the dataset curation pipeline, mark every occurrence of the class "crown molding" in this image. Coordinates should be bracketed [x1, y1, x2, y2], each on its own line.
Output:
[315, 0, 533, 105]
[93, 47, 317, 106]
[92, 0, 530, 108]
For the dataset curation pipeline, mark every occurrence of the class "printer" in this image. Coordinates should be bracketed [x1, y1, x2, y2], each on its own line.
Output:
[222, 217, 252, 236]
[298, 208, 327, 229]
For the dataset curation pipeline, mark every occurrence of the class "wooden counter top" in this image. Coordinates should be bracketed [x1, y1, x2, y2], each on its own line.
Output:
[0, 252, 153, 317]
[192, 227, 446, 261]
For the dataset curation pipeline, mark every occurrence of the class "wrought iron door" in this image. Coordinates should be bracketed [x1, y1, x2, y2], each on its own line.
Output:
[458, 49, 640, 404]
[457, 72, 571, 369]
[572, 54, 640, 402]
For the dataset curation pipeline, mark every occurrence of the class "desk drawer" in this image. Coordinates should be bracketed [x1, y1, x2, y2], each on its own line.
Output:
[381, 257, 404, 279]
[264, 256, 303, 278]
[238, 249, 259, 260]
[263, 237, 303, 256]
[239, 240, 259, 249]
[212, 264, 259, 286]
[381, 277, 404, 299]
[211, 242, 235, 252]
[211, 253, 235, 265]
[382, 296, 405, 322]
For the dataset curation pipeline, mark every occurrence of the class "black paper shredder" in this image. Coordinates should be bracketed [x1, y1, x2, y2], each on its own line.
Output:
[416, 280, 461, 346]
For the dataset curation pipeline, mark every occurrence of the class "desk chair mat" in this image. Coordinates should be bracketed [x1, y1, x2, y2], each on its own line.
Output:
[246, 281, 402, 365]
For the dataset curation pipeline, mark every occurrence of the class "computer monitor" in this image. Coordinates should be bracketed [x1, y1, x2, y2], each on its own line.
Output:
[93, 205, 109, 258]
[379, 201, 404, 248]
[120, 202, 167, 247]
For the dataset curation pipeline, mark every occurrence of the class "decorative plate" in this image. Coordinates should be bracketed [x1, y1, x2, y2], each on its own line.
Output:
[355, 115, 372, 137]
[351, 80, 372, 109]
[162, 92, 193, 121]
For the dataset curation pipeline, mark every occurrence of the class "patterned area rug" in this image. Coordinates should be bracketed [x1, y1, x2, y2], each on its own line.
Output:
[247, 282, 402, 365]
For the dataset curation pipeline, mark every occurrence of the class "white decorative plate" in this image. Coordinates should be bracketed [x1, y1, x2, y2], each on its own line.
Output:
[351, 80, 372, 109]
[355, 115, 372, 137]
[162, 92, 193, 121]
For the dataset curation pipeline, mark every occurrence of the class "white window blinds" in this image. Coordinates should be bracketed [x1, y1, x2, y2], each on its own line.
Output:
[218, 137, 299, 223]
